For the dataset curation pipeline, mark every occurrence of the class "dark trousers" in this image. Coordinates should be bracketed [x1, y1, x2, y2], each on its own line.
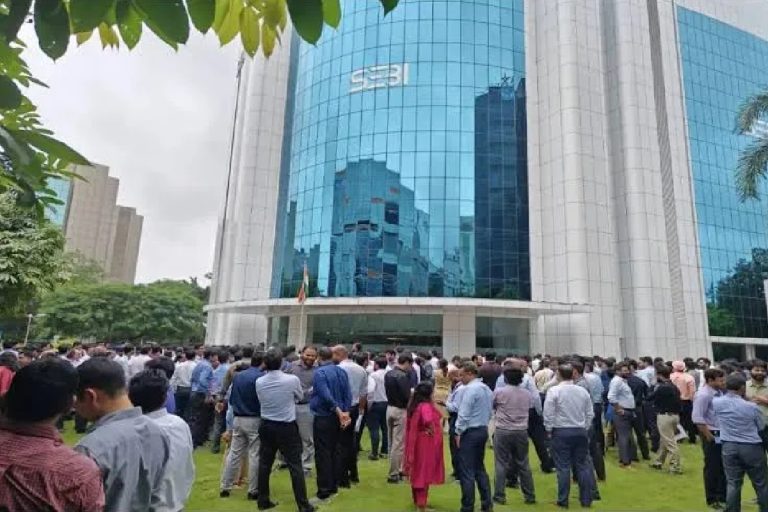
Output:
[528, 407, 554, 471]
[458, 426, 492, 512]
[590, 403, 606, 480]
[210, 406, 227, 453]
[680, 400, 697, 443]
[493, 429, 535, 502]
[188, 392, 214, 448]
[175, 386, 191, 420]
[702, 436, 727, 505]
[644, 401, 660, 452]
[314, 414, 341, 498]
[630, 405, 650, 459]
[761, 426, 768, 453]
[613, 410, 637, 465]
[722, 441, 768, 512]
[355, 408, 366, 454]
[367, 402, 388, 456]
[552, 428, 595, 507]
[448, 413, 460, 478]
[257, 419, 311, 511]
[337, 407, 359, 484]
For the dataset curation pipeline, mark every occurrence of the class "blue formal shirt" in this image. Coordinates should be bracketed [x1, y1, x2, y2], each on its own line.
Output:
[310, 362, 352, 417]
[608, 376, 636, 409]
[692, 384, 721, 430]
[446, 383, 466, 414]
[210, 363, 229, 397]
[713, 392, 765, 444]
[255, 370, 303, 422]
[229, 366, 264, 417]
[455, 378, 493, 435]
[495, 373, 542, 414]
[190, 359, 213, 394]
[583, 373, 605, 405]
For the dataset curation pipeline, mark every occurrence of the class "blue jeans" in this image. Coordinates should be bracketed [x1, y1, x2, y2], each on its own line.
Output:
[458, 426, 492, 512]
[551, 428, 595, 507]
[722, 442, 768, 512]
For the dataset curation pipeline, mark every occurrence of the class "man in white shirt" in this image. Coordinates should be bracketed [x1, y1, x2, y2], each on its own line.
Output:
[170, 349, 197, 420]
[129, 370, 195, 512]
[543, 364, 595, 509]
[608, 362, 637, 467]
[367, 357, 389, 459]
[129, 346, 152, 378]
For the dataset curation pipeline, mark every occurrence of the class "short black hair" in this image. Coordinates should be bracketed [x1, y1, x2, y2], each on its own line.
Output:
[241, 346, 254, 359]
[558, 364, 574, 381]
[76, 358, 126, 398]
[184, 349, 195, 361]
[461, 362, 478, 375]
[485, 351, 497, 361]
[398, 354, 413, 365]
[503, 367, 524, 386]
[749, 359, 767, 371]
[3, 359, 78, 422]
[656, 365, 671, 379]
[145, 356, 175, 379]
[318, 347, 333, 361]
[615, 362, 630, 372]
[264, 349, 283, 371]
[139, 346, 151, 355]
[355, 352, 368, 366]
[704, 368, 725, 382]
[726, 373, 747, 392]
[250, 351, 264, 368]
[374, 357, 388, 370]
[128, 370, 169, 413]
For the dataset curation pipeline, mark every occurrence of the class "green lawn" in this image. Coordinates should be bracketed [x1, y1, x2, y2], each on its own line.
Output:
[64, 428, 755, 511]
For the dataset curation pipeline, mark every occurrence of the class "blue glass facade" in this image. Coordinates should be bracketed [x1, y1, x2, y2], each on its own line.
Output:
[45, 177, 71, 226]
[678, 8, 768, 338]
[273, 0, 529, 300]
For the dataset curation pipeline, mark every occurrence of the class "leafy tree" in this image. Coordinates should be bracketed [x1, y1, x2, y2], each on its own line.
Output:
[0, 0, 400, 210]
[36, 279, 205, 343]
[736, 90, 768, 201]
[706, 303, 738, 337]
[0, 191, 68, 316]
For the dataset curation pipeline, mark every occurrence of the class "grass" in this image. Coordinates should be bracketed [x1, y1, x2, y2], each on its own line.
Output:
[63, 427, 755, 511]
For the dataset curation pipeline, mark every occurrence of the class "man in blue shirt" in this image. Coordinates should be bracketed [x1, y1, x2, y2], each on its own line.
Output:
[713, 373, 768, 512]
[455, 362, 494, 512]
[310, 347, 352, 500]
[255, 349, 315, 512]
[209, 351, 230, 454]
[219, 352, 264, 500]
[188, 350, 219, 448]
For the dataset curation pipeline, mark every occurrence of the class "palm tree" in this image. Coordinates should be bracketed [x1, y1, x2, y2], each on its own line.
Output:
[736, 90, 768, 201]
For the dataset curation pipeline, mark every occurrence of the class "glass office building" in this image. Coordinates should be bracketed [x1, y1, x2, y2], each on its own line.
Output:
[45, 177, 71, 226]
[207, 0, 768, 359]
[678, 7, 768, 359]
[273, 0, 528, 302]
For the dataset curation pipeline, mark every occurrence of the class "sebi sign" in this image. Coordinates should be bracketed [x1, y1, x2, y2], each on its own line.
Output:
[350, 63, 410, 94]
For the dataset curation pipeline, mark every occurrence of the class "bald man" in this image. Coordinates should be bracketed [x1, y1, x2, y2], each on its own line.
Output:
[333, 345, 367, 486]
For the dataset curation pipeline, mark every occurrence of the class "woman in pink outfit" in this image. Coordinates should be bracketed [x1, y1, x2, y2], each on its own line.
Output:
[403, 382, 445, 512]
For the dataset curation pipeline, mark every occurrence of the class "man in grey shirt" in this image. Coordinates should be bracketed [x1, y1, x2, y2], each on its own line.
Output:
[288, 345, 318, 473]
[74, 358, 170, 512]
[334, 345, 368, 486]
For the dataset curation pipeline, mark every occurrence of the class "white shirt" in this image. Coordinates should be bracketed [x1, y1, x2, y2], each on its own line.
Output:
[129, 354, 151, 377]
[368, 369, 388, 403]
[114, 355, 130, 381]
[170, 360, 197, 390]
[429, 357, 439, 369]
[543, 381, 594, 431]
[412, 361, 421, 384]
[146, 409, 195, 512]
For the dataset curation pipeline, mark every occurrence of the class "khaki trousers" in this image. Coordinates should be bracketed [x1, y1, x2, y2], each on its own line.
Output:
[386, 405, 406, 478]
[655, 413, 681, 470]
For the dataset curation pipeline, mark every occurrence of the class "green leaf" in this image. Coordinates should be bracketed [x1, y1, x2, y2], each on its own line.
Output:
[211, 0, 229, 31]
[34, 0, 70, 60]
[216, 0, 242, 46]
[261, 22, 275, 57]
[3, 0, 32, 42]
[287, 0, 323, 44]
[132, 0, 189, 45]
[116, 1, 142, 49]
[9, 129, 90, 165]
[0, 75, 22, 109]
[187, 0, 215, 33]
[239, 7, 259, 57]
[75, 30, 93, 46]
[380, 0, 399, 15]
[321, 0, 341, 28]
[69, 0, 115, 33]
[98, 22, 119, 49]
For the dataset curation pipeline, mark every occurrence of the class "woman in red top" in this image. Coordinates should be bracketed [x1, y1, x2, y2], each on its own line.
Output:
[0, 352, 19, 396]
[403, 382, 445, 512]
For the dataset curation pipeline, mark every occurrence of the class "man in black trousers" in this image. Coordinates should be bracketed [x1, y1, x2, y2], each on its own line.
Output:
[693, 368, 727, 510]
[310, 347, 352, 500]
[254, 349, 315, 512]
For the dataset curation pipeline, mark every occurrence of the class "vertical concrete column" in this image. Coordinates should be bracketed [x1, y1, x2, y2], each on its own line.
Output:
[442, 308, 476, 358]
[287, 312, 310, 349]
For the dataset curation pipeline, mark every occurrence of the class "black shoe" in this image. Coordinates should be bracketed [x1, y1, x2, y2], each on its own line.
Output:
[542, 467, 555, 474]
[247, 492, 259, 501]
[316, 493, 333, 500]
[258, 501, 278, 510]
[481, 507, 494, 512]
[300, 506, 317, 512]
[525, 498, 537, 505]
[506, 481, 519, 488]
[339, 482, 351, 489]
[219, 490, 230, 498]
[350, 477, 360, 484]
[493, 496, 507, 505]
[581, 504, 592, 509]
[368, 453, 379, 460]
[387, 476, 400, 484]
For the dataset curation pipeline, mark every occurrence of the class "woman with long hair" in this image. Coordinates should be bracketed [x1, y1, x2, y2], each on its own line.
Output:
[403, 382, 445, 512]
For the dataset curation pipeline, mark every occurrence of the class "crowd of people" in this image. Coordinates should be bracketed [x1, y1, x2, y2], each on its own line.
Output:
[0, 338, 767, 512]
